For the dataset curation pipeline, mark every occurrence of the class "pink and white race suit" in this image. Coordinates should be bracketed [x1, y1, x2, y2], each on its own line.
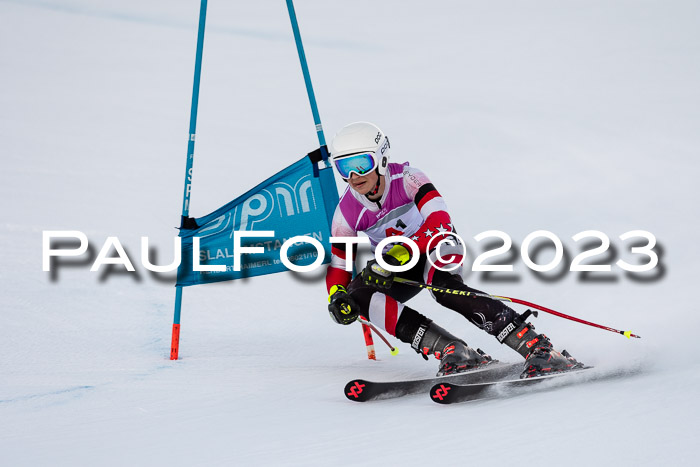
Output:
[325, 162, 465, 330]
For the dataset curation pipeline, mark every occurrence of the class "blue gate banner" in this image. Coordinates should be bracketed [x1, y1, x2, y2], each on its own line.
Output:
[176, 150, 339, 287]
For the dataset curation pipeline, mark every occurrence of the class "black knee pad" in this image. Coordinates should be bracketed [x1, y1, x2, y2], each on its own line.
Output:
[394, 306, 431, 344]
[430, 271, 467, 307]
[431, 270, 465, 289]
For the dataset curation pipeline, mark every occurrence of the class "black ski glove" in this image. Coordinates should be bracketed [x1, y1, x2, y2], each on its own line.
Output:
[328, 285, 359, 325]
[362, 244, 411, 289]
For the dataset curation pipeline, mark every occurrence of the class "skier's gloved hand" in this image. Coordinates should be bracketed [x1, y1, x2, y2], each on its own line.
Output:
[328, 285, 359, 325]
[362, 244, 411, 289]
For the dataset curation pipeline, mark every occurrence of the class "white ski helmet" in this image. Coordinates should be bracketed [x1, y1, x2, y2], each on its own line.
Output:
[329, 122, 391, 178]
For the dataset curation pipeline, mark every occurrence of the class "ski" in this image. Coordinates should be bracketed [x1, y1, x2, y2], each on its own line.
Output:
[344, 361, 523, 402]
[429, 366, 594, 404]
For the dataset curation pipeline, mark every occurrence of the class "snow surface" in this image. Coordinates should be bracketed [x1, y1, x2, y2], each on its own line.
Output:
[2, 0, 699, 465]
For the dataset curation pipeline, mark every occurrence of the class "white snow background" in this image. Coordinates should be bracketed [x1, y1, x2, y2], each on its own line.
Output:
[2, 0, 699, 465]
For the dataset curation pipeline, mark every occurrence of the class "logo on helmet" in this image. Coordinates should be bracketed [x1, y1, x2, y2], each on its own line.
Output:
[380, 137, 390, 155]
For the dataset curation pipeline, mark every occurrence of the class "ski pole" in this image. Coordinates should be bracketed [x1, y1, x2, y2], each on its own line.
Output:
[393, 277, 641, 339]
[358, 316, 400, 356]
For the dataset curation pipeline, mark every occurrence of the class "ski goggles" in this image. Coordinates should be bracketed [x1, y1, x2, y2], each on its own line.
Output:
[333, 153, 377, 179]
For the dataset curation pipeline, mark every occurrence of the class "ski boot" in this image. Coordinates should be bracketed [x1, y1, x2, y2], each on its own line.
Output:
[522, 342, 583, 378]
[411, 321, 492, 376]
[497, 310, 584, 379]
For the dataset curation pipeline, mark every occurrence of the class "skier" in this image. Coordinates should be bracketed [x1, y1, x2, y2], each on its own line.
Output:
[325, 122, 583, 378]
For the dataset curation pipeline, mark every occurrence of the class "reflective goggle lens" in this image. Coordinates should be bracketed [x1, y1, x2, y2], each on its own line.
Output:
[333, 153, 376, 179]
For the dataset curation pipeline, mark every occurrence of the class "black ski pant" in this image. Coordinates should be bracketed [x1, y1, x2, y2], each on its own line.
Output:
[346, 255, 518, 345]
